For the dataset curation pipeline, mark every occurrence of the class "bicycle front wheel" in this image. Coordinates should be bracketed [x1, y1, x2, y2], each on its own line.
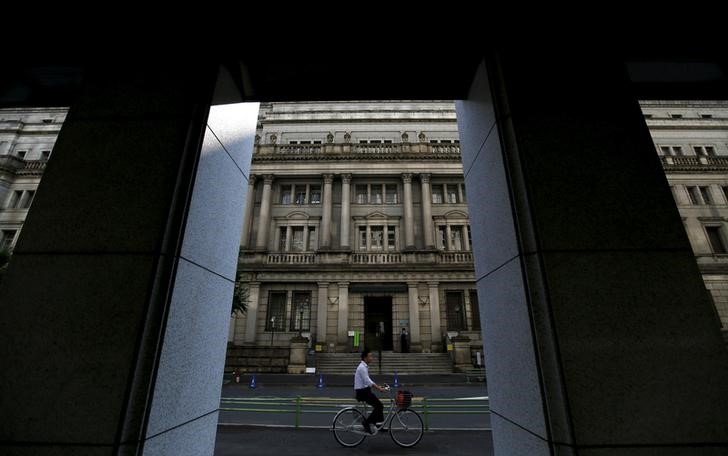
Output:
[332, 407, 367, 447]
[389, 408, 423, 448]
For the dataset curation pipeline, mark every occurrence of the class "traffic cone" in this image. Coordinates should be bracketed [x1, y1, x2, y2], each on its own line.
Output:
[316, 373, 325, 388]
[249, 373, 257, 389]
[393, 371, 400, 388]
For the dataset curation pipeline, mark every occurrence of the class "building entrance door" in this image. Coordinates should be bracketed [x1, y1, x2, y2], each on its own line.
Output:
[364, 296, 393, 351]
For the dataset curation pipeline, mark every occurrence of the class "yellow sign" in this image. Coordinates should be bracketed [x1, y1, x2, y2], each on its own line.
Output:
[446, 344, 453, 351]
[315, 344, 322, 352]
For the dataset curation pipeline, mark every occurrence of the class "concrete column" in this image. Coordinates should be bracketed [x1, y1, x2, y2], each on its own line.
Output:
[0, 66, 258, 455]
[446, 224, 453, 251]
[239, 174, 257, 248]
[316, 282, 329, 347]
[402, 173, 415, 249]
[321, 174, 334, 248]
[340, 173, 352, 249]
[407, 282, 421, 351]
[428, 282, 442, 352]
[285, 226, 292, 251]
[337, 282, 349, 348]
[244, 282, 261, 344]
[420, 173, 435, 248]
[457, 56, 728, 455]
[255, 174, 274, 250]
[303, 225, 309, 251]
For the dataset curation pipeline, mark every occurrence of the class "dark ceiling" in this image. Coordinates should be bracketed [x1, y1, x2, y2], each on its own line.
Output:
[1, 56, 726, 109]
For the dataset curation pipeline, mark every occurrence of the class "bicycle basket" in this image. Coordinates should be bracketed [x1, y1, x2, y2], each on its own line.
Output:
[395, 390, 413, 408]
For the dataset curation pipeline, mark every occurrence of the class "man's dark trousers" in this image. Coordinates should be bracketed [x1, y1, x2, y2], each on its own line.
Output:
[355, 387, 384, 426]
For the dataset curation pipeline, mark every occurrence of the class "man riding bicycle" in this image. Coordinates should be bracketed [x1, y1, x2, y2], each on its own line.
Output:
[354, 349, 388, 434]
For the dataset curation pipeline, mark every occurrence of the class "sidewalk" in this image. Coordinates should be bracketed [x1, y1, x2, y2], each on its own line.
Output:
[224, 372, 482, 387]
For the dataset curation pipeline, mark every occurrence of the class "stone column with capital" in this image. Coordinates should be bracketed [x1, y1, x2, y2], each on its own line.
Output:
[316, 282, 329, 348]
[407, 282, 422, 352]
[255, 174, 274, 250]
[321, 174, 334, 248]
[402, 173, 415, 250]
[420, 173, 435, 249]
[428, 282, 442, 352]
[244, 282, 261, 344]
[337, 282, 349, 350]
[340, 174, 352, 249]
[240, 174, 257, 248]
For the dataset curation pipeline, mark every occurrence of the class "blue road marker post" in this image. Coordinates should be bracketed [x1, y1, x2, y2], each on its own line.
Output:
[249, 373, 257, 389]
[393, 371, 400, 388]
[316, 373, 325, 388]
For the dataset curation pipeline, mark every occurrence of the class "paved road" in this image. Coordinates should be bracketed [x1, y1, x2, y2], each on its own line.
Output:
[215, 426, 494, 456]
[218, 383, 491, 430]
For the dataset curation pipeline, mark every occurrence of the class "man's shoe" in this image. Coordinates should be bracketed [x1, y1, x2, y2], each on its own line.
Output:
[367, 423, 375, 434]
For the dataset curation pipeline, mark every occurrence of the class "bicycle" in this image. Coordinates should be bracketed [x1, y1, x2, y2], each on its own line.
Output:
[331, 384, 423, 448]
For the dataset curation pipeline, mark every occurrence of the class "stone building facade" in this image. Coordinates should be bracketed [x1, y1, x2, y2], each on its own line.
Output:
[642, 100, 728, 334]
[229, 101, 484, 367]
[0, 108, 66, 252]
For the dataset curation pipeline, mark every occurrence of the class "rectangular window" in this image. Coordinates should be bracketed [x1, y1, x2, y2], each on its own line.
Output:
[16, 150, 26, 159]
[722, 186, 728, 204]
[660, 146, 672, 156]
[446, 185, 459, 203]
[694, 146, 705, 156]
[706, 146, 716, 157]
[279, 227, 288, 251]
[280, 185, 292, 204]
[701, 114, 713, 119]
[699, 186, 712, 205]
[460, 184, 467, 202]
[22, 190, 35, 209]
[451, 226, 463, 250]
[294, 185, 307, 205]
[41, 150, 51, 160]
[265, 291, 287, 331]
[308, 227, 317, 250]
[385, 184, 398, 204]
[359, 226, 367, 250]
[290, 291, 312, 331]
[671, 114, 683, 119]
[370, 226, 384, 250]
[291, 227, 305, 252]
[688, 186, 701, 205]
[673, 146, 683, 156]
[706, 226, 727, 254]
[309, 186, 321, 204]
[7, 190, 22, 209]
[467, 225, 472, 250]
[469, 290, 481, 331]
[446, 291, 467, 331]
[355, 185, 368, 204]
[437, 226, 447, 250]
[1, 230, 17, 250]
[387, 226, 396, 250]
[431, 185, 444, 204]
[371, 185, 383, 204]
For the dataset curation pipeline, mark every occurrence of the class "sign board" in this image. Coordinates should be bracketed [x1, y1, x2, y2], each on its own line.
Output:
[447, 331, 459, 339]
[398, 319, 409, 326]
[347, 330, 355, 337]
[315, 344, 322, 352]
[447, 344, 454, 351]
[305, 367, 316, 374]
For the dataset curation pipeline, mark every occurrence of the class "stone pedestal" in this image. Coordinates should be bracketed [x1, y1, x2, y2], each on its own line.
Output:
[452, 335, 472, 373]
[287, 336, 309, 374]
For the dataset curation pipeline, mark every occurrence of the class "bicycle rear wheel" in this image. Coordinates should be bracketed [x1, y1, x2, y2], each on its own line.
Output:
[332, 408, 367, 447]
[389, 408, 423, 448]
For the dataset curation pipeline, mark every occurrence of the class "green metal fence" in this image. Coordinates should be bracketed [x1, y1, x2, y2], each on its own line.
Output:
[219, 396, 490, 431]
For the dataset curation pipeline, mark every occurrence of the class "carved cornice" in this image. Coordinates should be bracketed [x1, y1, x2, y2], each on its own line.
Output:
[252, 153, 461, 163]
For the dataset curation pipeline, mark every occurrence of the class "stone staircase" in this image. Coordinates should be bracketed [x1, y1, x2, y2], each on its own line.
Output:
[316, 352, 453, 374]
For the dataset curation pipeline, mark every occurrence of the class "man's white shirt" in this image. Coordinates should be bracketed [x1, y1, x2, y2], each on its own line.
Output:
[354, 360, 374, 389]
